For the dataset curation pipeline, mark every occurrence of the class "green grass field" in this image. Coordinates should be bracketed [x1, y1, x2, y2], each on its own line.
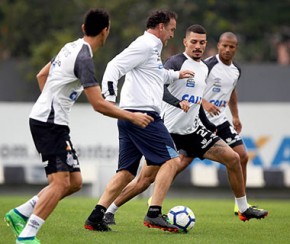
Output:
[1, 196, 289, 244]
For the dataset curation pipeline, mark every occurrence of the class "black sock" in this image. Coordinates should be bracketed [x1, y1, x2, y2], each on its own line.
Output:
[147, 206, 161, 218]
[88, 204, 107, 222]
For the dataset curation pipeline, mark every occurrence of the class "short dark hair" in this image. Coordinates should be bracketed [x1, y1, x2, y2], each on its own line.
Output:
[146, 10, 177, 29]
[83, 9, 110, 37]
[186, 24, 207, 36]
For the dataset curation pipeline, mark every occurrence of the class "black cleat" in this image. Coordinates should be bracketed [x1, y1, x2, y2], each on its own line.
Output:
[84, 218, 111, 231]
[103, 212, 116, 225]
[144, 214, 180, 233]
[238, 207, 268, 222]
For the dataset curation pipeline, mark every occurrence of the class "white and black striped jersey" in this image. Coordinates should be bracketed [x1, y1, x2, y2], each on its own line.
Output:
[161, 52, 209, 135]
[101, 31, 179, 114]
[203, 54, 241, 126]
[30, 38, 99, 125]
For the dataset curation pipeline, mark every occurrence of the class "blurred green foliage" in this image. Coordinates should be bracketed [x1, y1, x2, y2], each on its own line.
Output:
[0, 0, 290, 82]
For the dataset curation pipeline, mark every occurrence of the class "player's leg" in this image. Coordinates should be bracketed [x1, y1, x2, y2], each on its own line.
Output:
[216, 121, 253, 214]
[15, 120, 82, 243]
[144, 156, 180, 232]
[115, 164, 159, 207]
[104, 153, 193, 225]
[4, 170, 81, 238]
[142, 113, 181, 232]
[84, 118, 142, 231]
[232, 144, 248, 188]
[84, 169, 135, 231]
[204, 139, 268, 221]
[204, 139, 245, 197]
[104, 163, 158, 224]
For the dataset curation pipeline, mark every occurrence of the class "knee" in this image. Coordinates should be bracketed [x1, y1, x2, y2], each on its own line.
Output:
[137, 176, 154, 191]
[226, 151, 240, 169]
[70, 178, 82, 193]
[239, 152, 249, 166]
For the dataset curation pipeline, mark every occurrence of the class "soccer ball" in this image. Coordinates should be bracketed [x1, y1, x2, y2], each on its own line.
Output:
[167, 206, 195, 232]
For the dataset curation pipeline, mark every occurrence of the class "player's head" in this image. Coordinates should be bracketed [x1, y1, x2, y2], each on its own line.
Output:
[146, 10, 177, 46]
[82, 9, 110, 45]
[217, 32, 238, 65]
[183, 24, 207, 61]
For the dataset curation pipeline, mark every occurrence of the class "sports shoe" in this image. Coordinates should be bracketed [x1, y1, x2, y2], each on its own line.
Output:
[234, 204, 260, 215]
[234, 204, 239, 215]
[144, 214, 180, 233]
[4, 209, 28, 237]
[16, 237, 40, 244]
[103, 212, 116, 225]
[238, 206, 268, 221]
[84, 218, 111, 231]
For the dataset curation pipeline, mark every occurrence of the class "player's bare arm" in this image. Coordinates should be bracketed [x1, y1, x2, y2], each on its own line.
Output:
[36, 62, 51, 92]
[202, 98, 221, 117]
[228, 89, 242, 133]
[84, 86, 154, 128]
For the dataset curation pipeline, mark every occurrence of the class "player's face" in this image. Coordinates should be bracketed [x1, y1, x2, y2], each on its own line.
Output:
[183, 32, 207, 61]
[217, 37, 238, 64]
[160, 18, 176, 46]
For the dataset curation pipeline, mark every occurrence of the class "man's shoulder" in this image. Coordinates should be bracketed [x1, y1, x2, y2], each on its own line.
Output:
[204, 55, 218, 66]
[164, 53, 187, 71]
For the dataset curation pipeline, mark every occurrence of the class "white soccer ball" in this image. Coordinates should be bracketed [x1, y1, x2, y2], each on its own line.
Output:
[167, 205, 196, 233]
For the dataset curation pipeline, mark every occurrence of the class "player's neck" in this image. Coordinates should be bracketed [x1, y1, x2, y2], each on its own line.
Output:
[218, 55, 232, 65]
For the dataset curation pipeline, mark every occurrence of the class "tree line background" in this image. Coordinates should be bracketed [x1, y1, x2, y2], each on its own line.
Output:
[0, 0, 290, 84]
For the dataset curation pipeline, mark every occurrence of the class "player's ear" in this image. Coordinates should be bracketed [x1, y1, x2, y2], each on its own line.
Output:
[183, 38, 187, 47]
[81, 24, 86, 35]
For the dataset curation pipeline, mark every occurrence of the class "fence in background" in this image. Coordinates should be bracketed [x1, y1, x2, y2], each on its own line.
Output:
[0, 102, 289, 198]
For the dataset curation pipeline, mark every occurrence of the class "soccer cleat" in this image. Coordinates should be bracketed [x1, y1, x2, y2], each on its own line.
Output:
[4, 209, 28, 237]
[103, 212, 116, 225]
[16, 237, 40, 244]
[144, 214, 180, 233]
[234, 204, 260, 216]
[234, 205, 239, 216]
[84, 218, 111, 231]
[238, 207, 268, 222]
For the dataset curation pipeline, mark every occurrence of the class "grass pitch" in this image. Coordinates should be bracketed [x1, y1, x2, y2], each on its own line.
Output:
[1, 196, 289, 244]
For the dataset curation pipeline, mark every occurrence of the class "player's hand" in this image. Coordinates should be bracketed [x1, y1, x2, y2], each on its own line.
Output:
[179, 100, 191, 113]
[232, 117, 242, 133]
[179, 70, 194, 79]
[131, 112, 154, 128]
[203, 102, 220, 117]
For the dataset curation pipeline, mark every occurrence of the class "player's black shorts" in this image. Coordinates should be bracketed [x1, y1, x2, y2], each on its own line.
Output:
[29, 118, 80, 175]
[216, 121, 244, 148]
[170, 124, 220, 159]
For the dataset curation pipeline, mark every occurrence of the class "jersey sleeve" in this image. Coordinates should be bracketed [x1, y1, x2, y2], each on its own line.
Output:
[163, 85, 181, 108]
[74, 45, 99, 88]
[199, 104, 217, 132]
[163, 54, 186, 85]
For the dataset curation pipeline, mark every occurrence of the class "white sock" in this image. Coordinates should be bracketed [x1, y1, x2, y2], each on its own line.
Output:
[106, 202, 119, 214]
[18, 214, 44, 238]
[16, 196, 39, 218]
[235, 196, 249, 213]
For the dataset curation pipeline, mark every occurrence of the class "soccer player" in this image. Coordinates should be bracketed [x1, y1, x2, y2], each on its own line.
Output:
[83, 10, 194, 233]
[103, 25, 268, 226]
[202, 32, 252, 214]
[4, 9, 153, 244]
